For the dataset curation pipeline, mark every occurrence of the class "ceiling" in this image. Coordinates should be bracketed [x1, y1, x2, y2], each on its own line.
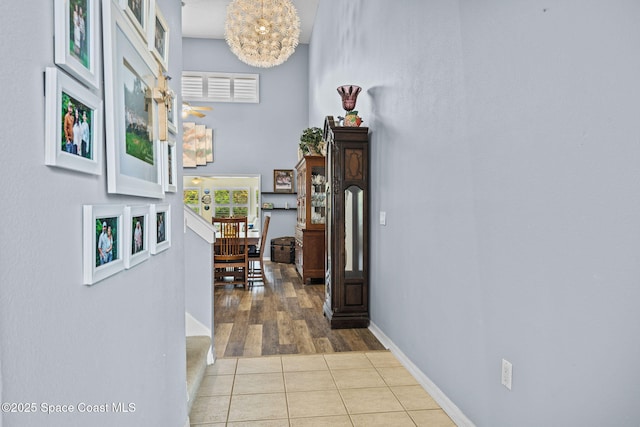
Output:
[181, 0, 319, 44]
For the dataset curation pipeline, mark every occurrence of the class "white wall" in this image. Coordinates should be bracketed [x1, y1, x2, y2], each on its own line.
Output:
[310, 1, 640, 426]
[0, 1, 187, 426]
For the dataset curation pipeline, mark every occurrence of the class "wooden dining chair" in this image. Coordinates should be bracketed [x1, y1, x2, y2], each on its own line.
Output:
[248, 215, 270, 285]
[213, 217, 248, 290]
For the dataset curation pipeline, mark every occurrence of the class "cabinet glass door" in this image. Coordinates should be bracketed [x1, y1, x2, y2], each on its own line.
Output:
[344, 185, 364, 279]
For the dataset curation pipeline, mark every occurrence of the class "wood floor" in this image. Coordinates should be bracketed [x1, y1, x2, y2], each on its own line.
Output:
[213, 261, 385, 358]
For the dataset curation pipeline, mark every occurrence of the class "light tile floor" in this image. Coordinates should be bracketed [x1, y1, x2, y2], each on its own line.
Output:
[190, 351, 457, 427]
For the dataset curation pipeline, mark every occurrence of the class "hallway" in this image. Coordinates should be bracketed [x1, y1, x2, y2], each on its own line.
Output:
[189, 262, 457, 426]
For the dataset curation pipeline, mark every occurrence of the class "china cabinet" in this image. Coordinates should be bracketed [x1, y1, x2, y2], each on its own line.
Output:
[323, 116, 370, 328]
[295, 155, 326, 283]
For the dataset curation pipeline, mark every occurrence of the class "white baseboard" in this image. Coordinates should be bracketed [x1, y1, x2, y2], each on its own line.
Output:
[368, 322, 475, 427]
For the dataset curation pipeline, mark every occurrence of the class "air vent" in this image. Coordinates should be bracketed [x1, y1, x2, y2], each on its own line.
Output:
[182, 72, 259, 103]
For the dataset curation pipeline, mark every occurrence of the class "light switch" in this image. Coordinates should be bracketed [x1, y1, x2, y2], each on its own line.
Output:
[379, 211, 386, 226]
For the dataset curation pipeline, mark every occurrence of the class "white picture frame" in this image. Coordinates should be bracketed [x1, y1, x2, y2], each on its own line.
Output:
[148, 0, 169, 71]
[119, 0, 149, 42]
[103, 0, 164, 198]
[124, 205, 151, 268]
[45, 67, 103, 175]
[54, 0, 101, 90]
[167, 93, 177, 135]
[150, 203, 171, 254]
[83, 204, 125, 285]
[162, 138, 177, 193]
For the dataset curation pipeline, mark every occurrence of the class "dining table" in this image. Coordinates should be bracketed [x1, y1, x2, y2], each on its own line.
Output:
[214, 229, 261, 247]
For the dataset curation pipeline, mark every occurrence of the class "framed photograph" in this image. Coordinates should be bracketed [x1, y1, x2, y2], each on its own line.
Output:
[148, 0, 169, 70]
[45, 67, 103, 175]
[274, 169, 294, 193]
[196, 124, 206, 166]
[103, 0, 164, 198]
[150, 203, 171, 254]
[119, 0, 149, 41]
[205, 128, 213, 162]
[162, 137, 177, 193]
[83, 204, 125, 285]
[54, 0, 101, 90]
[183, 122, 196, 167]
[124, 205, 150, 268]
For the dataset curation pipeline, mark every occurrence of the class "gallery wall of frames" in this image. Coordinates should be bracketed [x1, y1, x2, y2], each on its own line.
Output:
[49, 0, 177, 285]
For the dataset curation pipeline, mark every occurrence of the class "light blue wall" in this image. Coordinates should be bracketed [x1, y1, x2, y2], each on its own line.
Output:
[0, 0, 187, 426]
[310, 1, 640, 426]
[181, 37, 309, 252]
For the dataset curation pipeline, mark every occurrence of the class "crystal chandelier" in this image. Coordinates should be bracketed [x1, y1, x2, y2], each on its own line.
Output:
[225, 0, 300, 68]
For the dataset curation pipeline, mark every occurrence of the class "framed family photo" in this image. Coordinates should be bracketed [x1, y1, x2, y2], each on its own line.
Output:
[119, 0, 149, 41]
[124, 205, 150, 269]
[54, 0, 101, 90]
[83, 204, 125, 285]
[163, 137, 177, 193]
[148, 0, 169, 70]
[150, 203, 171, 254]
[103, 0, 164, 198]
[45, 67, 103, 175]
[274, 169, 294, 193]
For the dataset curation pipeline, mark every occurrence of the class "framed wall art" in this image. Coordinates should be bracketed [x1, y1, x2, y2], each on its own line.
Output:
[54, 0, 101, 90]
[124, 205, 150, 268]
[274, 169, 294, 193]
[83, 204, 125, 285]
[196, 124, 206, 166]
[183, 122, 197, 167]
[167, 93, 177, 134]
[119, 0, 149, 41]
[45, 67, 103, 175]
[205, 128, 213, 162]
[103, 0, 164, 198]
[162, 137, 177, 193]
[150, 203, 171, 254]
[148, 0, 169, 70]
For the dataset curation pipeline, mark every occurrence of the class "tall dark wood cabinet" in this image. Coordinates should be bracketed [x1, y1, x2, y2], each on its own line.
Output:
[295, 155, 326, 284]
[323, 116, 370, 328]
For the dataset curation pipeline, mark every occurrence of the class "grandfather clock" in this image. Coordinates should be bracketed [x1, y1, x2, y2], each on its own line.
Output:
[323, 116, 370, 328]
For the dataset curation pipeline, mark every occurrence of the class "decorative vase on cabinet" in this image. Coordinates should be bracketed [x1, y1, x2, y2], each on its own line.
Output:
[295, 155, 326, 284]
[323, 116, 370, 329]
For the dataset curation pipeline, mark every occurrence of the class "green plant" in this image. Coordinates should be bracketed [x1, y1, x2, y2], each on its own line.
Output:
[299, 127, 323, 155]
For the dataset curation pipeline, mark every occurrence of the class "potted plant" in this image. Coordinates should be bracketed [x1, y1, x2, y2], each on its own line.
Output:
[299, 127, 324, 157]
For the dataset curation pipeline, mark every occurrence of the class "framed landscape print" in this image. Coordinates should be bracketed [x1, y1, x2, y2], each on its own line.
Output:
[54, 0, 101, 89]
[103, 0, 164, 198]
[123, 205, 150, 268]
[150, 203, 171, 254]
[148, 0, 169, 70]
[45, 67, 103, 175]
[119, 0, 149, 41]
[274, 169, 294, 193]
[83, 204, 125, 285]
[162, 138, 177, 193]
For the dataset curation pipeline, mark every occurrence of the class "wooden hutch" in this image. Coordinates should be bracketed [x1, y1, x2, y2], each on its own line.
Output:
[295, 155, 326, 283]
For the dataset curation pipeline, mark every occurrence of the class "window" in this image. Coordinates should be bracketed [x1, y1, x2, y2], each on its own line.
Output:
[182, 71, 259, 103]
[213, 188, 249, 218]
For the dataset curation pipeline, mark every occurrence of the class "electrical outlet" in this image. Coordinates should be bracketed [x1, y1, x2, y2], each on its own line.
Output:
[501, 359, 513, 390]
